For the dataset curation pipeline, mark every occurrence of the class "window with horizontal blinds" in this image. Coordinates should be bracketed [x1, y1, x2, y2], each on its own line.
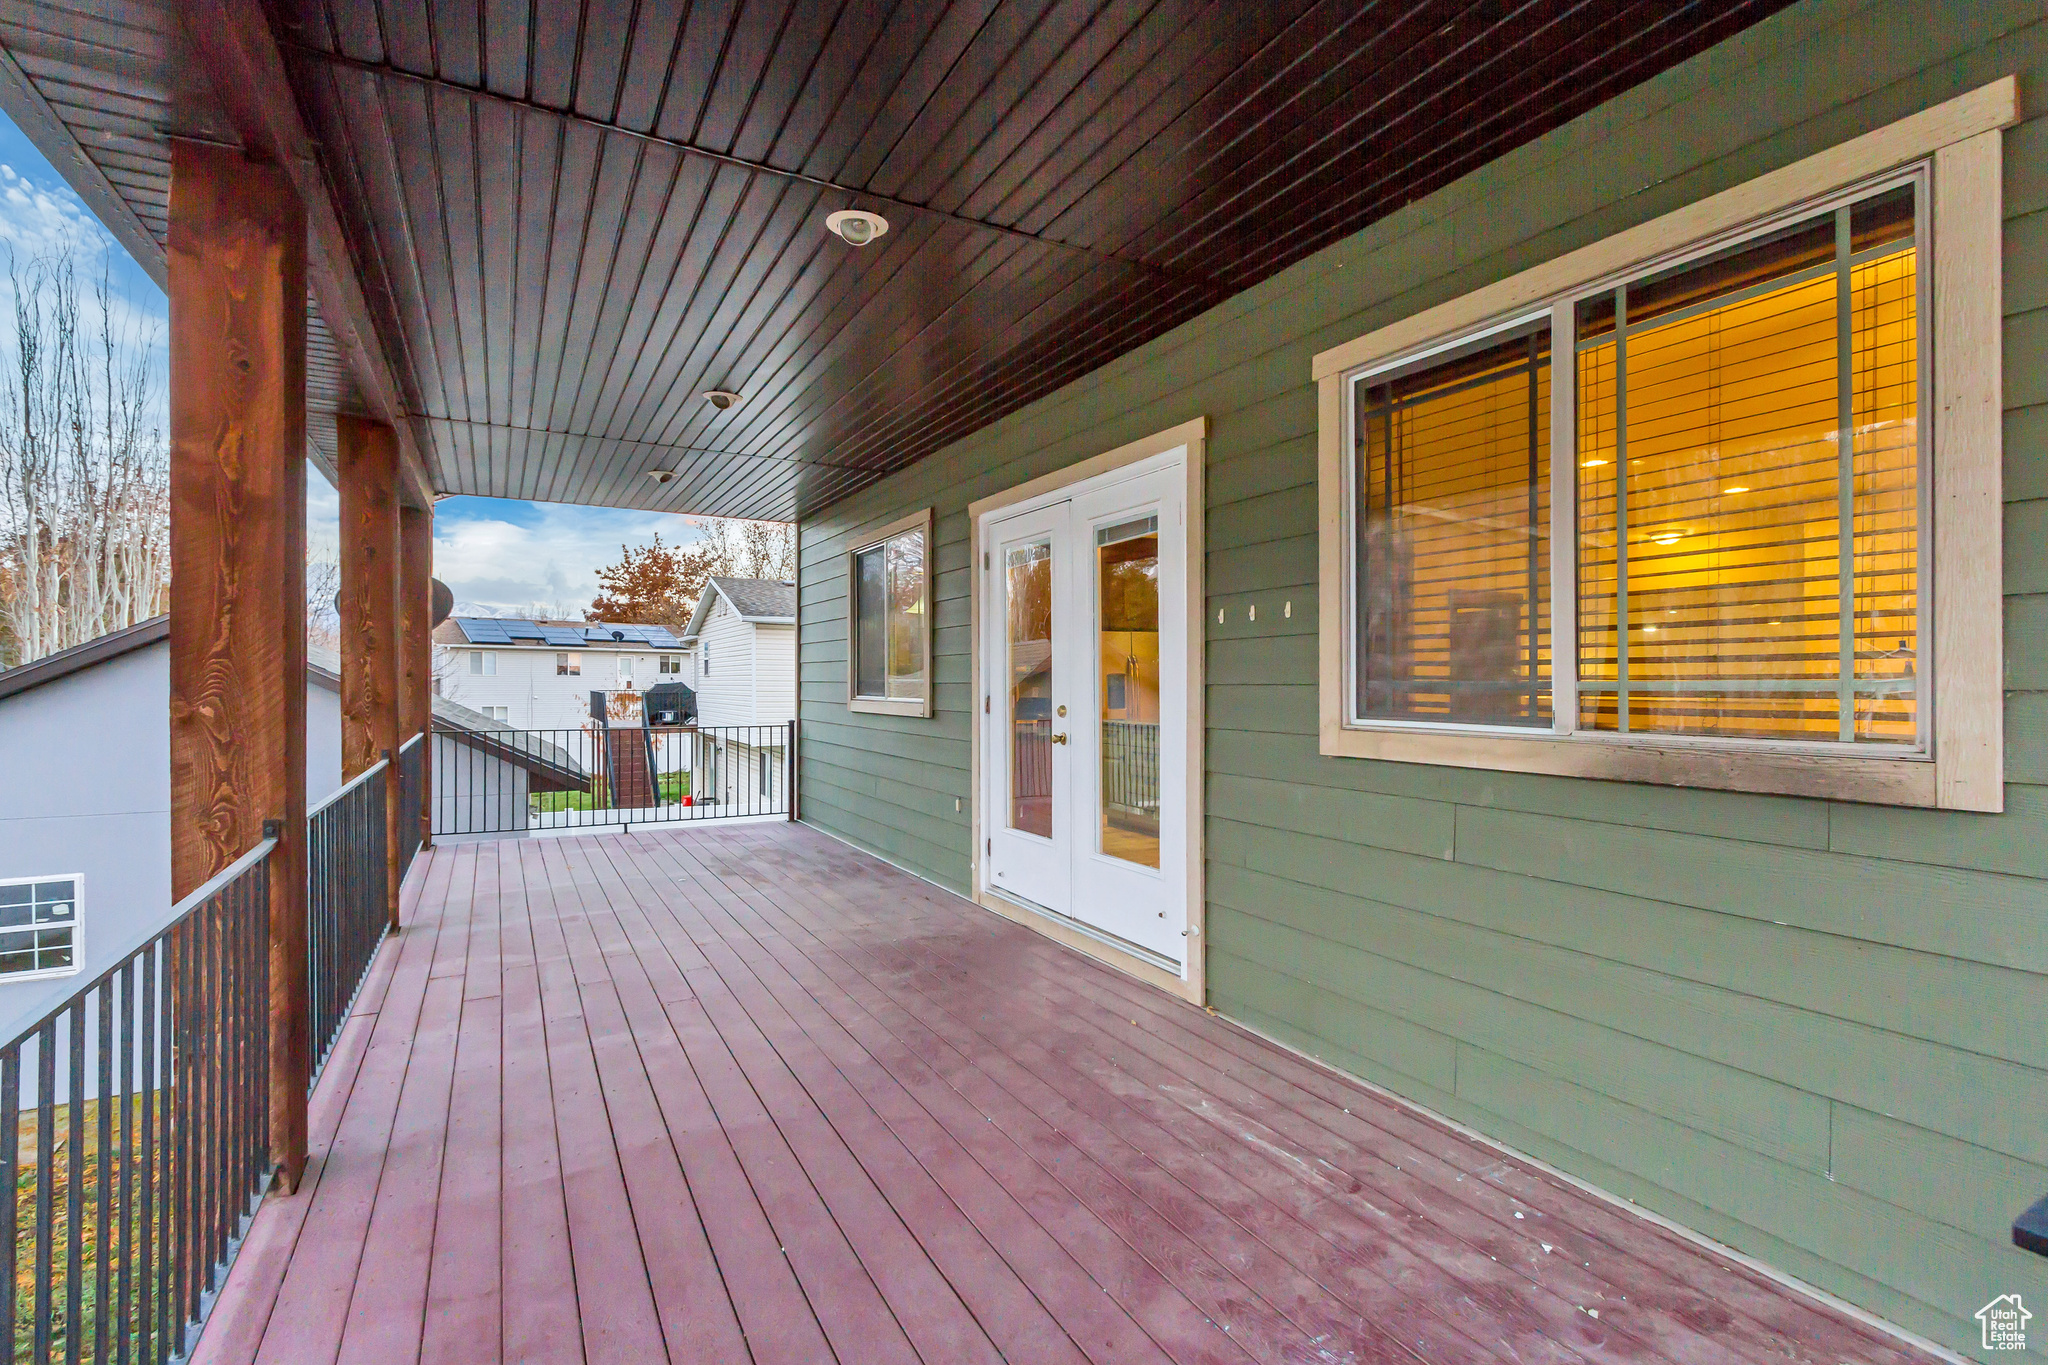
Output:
[1575, 183, 1918, 743]
[1353, 320, 1551, 727]
[1344, 172, 1924, 753]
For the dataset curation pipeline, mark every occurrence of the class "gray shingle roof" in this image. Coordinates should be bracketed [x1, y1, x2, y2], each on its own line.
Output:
[708, 577, 796, 621]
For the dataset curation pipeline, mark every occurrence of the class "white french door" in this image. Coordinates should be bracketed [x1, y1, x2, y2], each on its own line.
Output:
[982, 459, 1188, 967]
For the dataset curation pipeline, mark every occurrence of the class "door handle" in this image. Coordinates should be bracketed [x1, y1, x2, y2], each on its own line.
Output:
[1050, 732, 1069, 745]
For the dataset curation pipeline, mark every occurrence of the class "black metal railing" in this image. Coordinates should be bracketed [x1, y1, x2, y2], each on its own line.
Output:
[0, 836, 276, 1365]
[396, 732, 424, 882]
[306, 762, 386, 1086]
[1101, 720, 1161, 819]
[432, 722, 794, 835]
[1013, 718, 1052, 799]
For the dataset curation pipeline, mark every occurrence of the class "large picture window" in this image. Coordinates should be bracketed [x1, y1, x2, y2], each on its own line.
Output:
[1352, 178, 1921, 748]
[1315, 80, 2013, 809]
[848, 508, 934, 717]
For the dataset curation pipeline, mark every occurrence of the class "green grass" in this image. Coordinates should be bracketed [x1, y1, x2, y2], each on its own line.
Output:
[12, 1096, 172, 1361]
[531, 771, 691, 815]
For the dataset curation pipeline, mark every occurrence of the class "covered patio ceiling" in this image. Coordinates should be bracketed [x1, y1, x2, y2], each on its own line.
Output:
[0, 0, 1792, 521]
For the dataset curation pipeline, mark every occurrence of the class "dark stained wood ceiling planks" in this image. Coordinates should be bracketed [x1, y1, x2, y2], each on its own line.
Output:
[4, 0, 1797, 520]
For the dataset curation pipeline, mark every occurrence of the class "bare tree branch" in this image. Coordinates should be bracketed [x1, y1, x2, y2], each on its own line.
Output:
[0, 249, 167, 667]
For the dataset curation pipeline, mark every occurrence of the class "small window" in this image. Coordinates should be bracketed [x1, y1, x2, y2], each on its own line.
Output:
[848, 508, 933, 717]
[702, 643, 711, 675]
[660, 654, 680, 674]
[0, 877, 80, 979]
[470, 650, 496, 676]
[556, 652, 581, 677]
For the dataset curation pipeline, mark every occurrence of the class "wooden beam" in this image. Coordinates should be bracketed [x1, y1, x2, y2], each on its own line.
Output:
[399, 504, 434, 848]
[183, 0, 436, 511]
[167, 138, 309, 1189]
[337, 415, 403, 927]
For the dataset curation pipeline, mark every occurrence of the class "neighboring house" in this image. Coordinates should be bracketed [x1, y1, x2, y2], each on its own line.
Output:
[0, 622, 592, 1043]
[431, 616, 689, 730]
[0, 619, 346, 1044]
[684, 577, 795, 810]
[428, 695, 591, 835]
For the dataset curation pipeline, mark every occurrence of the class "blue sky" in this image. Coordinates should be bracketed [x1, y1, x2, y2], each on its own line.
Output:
[0, 106, 711, 619]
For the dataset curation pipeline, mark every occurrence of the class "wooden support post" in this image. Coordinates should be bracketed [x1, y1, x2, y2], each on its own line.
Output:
[399, 504, 434, 848]
[336, 415, 402, 929]
[167, 139, 309, 1190]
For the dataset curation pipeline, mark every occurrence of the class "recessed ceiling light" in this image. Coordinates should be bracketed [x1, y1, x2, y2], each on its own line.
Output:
[1652, 534, 1681, 545]
[646, 469, 675, 485]
[826, 208, 890, 246]
[1581, 459, 1608, 468]
[1722, 484, 1750, 494]
[702, 390, 741, 410]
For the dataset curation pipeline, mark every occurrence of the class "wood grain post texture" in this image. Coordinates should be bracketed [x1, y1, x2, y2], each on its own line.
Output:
[399, 503, 434, 848]
[336, 416, 403, 929]
[167, 139, 309, 1190]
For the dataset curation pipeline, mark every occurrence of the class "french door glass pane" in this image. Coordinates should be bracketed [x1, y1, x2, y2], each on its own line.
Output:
[1006, 540, 1053, 838]
[1097, 516, 1160, 868]
[1354, 321, 1551, 726]
[1575, 184, 1917, 742]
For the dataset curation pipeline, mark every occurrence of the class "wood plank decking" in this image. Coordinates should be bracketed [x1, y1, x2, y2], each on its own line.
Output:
[191, 823, 1934, 1365]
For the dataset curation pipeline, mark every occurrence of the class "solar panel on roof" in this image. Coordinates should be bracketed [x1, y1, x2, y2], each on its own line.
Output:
[643, 628, 679, 647]
[456, 619, 513, 644]
[542, 627, 583, 646]
[503, 620, 545, 640]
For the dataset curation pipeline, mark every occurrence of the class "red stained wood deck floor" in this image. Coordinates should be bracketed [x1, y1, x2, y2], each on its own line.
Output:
[192, 823, 1934, 1365]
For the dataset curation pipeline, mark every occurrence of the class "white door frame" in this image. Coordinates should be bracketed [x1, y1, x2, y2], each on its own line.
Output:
[967, 417, 1207, 1005]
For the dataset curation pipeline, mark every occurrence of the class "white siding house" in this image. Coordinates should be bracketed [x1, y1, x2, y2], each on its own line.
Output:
[432, 617, 692, 730]
[684, 578, 795, 812]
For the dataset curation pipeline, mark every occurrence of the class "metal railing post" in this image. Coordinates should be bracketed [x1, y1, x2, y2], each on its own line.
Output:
[381, 746, 400, 932]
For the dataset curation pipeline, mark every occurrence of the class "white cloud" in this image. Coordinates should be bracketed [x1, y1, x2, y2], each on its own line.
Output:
[0, 159, 167, 430]
[306, 466, 340, 565]
[432, 502, 713, 617]
[0, 163, 106, 261]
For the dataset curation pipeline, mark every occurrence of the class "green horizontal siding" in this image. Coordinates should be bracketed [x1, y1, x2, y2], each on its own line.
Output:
[797, 0, 2048, 1352]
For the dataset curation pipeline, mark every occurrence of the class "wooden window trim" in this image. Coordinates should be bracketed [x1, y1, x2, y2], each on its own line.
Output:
[846, 506, 936, 718]
[1313, 77, 2017, 810]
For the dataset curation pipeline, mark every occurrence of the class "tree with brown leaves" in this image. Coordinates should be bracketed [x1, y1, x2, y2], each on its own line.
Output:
[587, 520, 793, 630]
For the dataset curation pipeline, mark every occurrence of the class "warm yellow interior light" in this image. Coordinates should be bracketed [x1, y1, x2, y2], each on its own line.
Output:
[1573, 229, 1919, 744]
